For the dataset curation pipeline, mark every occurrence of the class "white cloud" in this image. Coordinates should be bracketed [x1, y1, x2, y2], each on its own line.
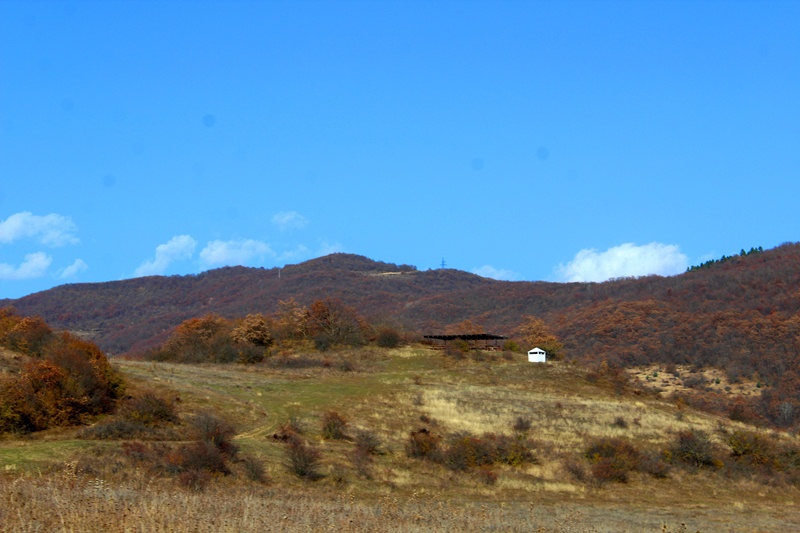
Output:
[59, 258, 89, 279]
[0, 211, 79, 247]
[272, 211, 309, 231]
[557, 242, 689, 282]
[316, 241, 343, 256]
[472, 265, 520, 281]
[134, 235, 197, 277]
[0, 252, 52, 280]
[199, 239, 273, 268]
[277, 244, 311, 263]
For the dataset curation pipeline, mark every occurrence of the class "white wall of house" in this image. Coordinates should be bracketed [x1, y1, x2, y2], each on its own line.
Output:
[528, 347, 547, 363]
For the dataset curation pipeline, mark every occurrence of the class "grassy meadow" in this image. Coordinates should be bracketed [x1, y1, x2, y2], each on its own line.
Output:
[2, 345, 799, 532]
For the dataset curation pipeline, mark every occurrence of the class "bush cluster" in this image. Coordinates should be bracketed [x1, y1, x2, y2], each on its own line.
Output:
[668, 429, 721, 469]
[0, 310, 124, 433]
[81, 392, 179, 441]
[121, 411, 252, 491]
[576, 437, 671, 486]
[405, 427, 536, 474]
[284, 435, 323, 480]
[144, 301, 408, 364]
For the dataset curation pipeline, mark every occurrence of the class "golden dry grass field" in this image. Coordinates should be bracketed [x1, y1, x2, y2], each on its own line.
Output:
[2, 346, 799, 532]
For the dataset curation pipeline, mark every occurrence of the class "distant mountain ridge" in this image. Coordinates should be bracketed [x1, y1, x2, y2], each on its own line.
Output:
[4, 245, 800, 405]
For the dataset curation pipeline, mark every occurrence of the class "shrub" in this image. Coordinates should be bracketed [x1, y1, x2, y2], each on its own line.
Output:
[487, 433, 536, 466]
[0, 330, 123, 434]
[405, 428, 441, 459]
[727, 430, 777, 467]
[80, 418, 163, 440]
[189, 412, 238, 458]
[354, 428, 381, 455]
[502, 339, 520, 352]
[284, 435, 323, 480]
[321, 410, 348, 440]
[512, 416, 532, 433]
[3, 315, 54, 357]
[670, 429, 721, 469]
[442, 433, 496, 472]
[351, 444, 374, 479]
[179, 441, 231, 475]
[612, 416, 629, 429]
[148, 314, 239, 363]
[563, 457, 589, 483]
[728, 399, 761, 424]
[590, 456, 631, 484]
[121, 393, 178, 426]
[584, 437, 642, 484]
[178, 468, 212, 492]
[639, 450, 671, 479]
[230, 314, 273, 348]
[305, 299, 367, 348]
[375, 327, 401, 348]
[239, 455, 268, 483]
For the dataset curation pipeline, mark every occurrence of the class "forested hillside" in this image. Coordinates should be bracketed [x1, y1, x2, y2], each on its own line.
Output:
[4, 243, 800, 426]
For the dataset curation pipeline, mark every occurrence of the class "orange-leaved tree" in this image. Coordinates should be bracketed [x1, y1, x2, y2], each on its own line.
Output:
[0, 311, 123, 433]
[513, 316, 564, 359]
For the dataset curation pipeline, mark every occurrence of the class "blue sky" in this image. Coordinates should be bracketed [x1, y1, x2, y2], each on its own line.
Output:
[1, 0, 799, 299]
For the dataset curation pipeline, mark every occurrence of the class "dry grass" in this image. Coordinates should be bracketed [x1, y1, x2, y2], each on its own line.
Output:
[1, 347, 800, 531]
[628, 364, 762, 398]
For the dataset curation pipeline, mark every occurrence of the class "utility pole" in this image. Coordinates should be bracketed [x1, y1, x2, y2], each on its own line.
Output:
[441, 258, 446, 269]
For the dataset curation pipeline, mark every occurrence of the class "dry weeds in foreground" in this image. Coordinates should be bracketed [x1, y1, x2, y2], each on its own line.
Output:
[3, 468, 799, 532]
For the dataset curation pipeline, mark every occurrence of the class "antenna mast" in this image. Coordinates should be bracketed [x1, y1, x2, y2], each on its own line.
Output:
[441, 258, 446, 269]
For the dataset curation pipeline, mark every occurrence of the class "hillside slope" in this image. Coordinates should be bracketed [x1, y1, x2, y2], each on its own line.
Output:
[2, 344, 800, 531]
[4, 244, 800, 412]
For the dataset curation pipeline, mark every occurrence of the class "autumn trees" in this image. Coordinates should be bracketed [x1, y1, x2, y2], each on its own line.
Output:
[145, 298, 375, 363]
[513, 316, 563, 359]
[0, 308, 123, 433]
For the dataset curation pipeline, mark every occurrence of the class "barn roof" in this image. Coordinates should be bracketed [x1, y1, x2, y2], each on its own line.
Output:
[424, 334, 507, 341]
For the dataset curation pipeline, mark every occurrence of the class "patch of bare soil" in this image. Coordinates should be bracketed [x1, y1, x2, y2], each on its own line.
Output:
[628, 364, 762, 398]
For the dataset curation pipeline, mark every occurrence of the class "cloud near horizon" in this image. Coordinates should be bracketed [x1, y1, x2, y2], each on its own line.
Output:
[58, 259, 89, 279]
[0, 211, 79, 247]
[199, 239, 273, 268]
[0, 252, 53, 280]
[134, 235, 197, 277]
[472, 265, 520, 281]
[557, 242, 689, 282]
[271, 211, 309, 231]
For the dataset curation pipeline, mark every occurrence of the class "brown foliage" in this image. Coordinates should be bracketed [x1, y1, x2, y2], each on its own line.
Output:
[0, 315, 123, 433]
[305, 299, 367, 348]
[584, 438, 642, 484]
[320, 410, 348, 440]
[230, 314, 273, 347]
[513, 316, 563, 359]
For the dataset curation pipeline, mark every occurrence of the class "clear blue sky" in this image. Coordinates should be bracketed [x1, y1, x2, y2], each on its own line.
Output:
[2, 0, 799, 299]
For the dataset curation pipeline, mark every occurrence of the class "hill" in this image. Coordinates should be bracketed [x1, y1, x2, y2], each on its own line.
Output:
[2, 304, 800, 531]
[3, 244, 800, 426]
[2, 342, 800, 531]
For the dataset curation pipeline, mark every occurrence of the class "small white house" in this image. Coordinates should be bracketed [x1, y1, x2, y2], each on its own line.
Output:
[527, 347, 547, 363]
